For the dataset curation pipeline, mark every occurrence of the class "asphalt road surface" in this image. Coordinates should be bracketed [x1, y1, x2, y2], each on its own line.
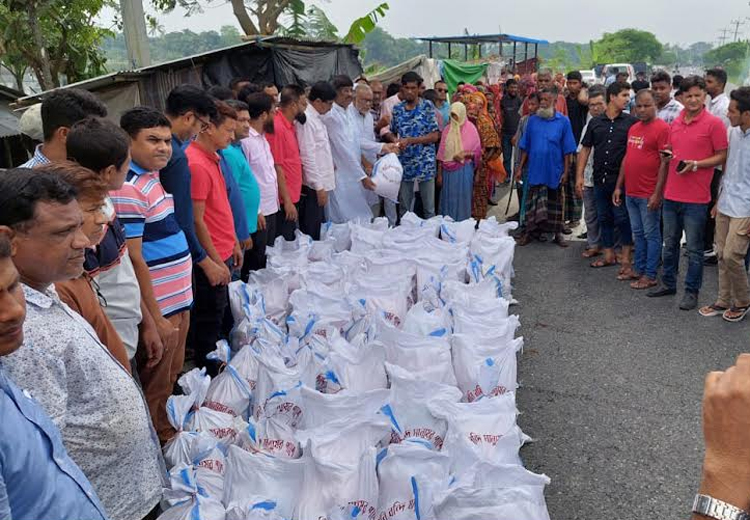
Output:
[512, 239, 750, 519]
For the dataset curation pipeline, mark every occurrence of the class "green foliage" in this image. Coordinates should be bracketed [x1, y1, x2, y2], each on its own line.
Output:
[304, 5, 339, 41]
[703, 41, 749, 81]
[343, 3, 388, 44]
[0, 0, 114, 91]
[358, 27, 426, 68]
[592, 29, 663, 64]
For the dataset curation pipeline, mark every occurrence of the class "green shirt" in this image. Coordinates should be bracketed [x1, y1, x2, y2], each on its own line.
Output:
[223, 142, 261, 234]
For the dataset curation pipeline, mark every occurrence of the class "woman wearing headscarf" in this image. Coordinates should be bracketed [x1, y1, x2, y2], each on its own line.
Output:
[466, 91, 502, 219]
[436, 102, 482, 221]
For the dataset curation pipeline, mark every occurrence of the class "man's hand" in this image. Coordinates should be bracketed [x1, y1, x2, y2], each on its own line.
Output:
[452, 152, 465, 163]
[241, 236, 253, 250]
[257, 213, 266, 231]
[399, 137, 413, 149]
[382, 143, 400, 155]
[283, 201, 298, 222]
[560, 172, 569, 185]
[316, 189, 328, 207]
[711, 204, 718, 219]
[612, 187, 622, 207]
[155, 316, 179, 354]
[511, 135, 518, 146]
[575, 179, 584, 199]
[514, 169, 522, 182]
[436, 171, 443, 188]
[232, 242, 243, 271]
[140, 319, 164, 369]
[362, 177, 376, 191]
[200, 258, 227, 287]
[699, 354, 750, 512]
[363, 162, 373, 176]
[647, 192, 662, 211]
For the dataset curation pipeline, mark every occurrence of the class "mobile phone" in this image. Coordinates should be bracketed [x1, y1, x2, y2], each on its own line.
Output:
[677, 160, 687, 172]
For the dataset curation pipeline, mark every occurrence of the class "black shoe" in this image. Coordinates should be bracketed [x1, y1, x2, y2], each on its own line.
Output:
[647, 284, 677, 297]
[679, 292, 698, 310]
[577, 231, 588, 239]
[561, 226, 573, 235]
[487, 199, 498, 206]
[704, 255, 718, 266]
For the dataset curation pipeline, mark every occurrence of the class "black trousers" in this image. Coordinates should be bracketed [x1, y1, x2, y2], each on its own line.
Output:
[188, 257, 232, 374]
[276, 204, 299, 241]
[298, 185, 325, 240]
[241, 211, 277, 281]
[704, 168, 723, 252]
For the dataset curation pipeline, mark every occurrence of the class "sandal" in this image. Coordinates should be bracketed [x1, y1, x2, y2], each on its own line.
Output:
[515, 234, 532, 246]
[699, 304, 730, 317]
[630, 277, 657, 290]
[590, 258, 617, 268]
[553, 234, 569, 248]
[723, 306, 750, 323]
[617, 268, 639, 281]
[582, 248, 601, 259]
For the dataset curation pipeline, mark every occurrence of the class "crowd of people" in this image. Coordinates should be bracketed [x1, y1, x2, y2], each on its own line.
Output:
[1, 61, 750, 520]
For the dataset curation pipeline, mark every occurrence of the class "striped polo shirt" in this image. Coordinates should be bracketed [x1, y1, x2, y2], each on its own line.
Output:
[111, 161, 193, 317]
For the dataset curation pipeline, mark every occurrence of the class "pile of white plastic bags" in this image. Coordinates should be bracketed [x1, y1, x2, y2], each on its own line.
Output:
[157, 213, 550, 520]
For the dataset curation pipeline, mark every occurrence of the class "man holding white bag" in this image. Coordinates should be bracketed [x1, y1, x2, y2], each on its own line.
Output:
[350, 83, 400, 223]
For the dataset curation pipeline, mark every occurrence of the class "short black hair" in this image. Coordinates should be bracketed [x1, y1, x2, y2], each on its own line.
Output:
[650, 70, 672, 86]
[262, 81, 276, 89]
[332, 75, 353, 92]
[616, 71, 629, 79]
[731, 86, 750, 114]
[165, 84, 217, 119]
[401, 71, 422, 86]
[505, 78, 518, 88]
[607, 81, 631, 102]
[280, 84, 305, 107]
[225, 99, 249, 113]
[120, 106, 171, 138]
[566, 71, 582, 82]
[635, 88, 655, 101]
[206, 85, 235, 101]
[526, 92, 540, 103]
[0, 232, 10, 260]
[588, 85, 606, 100]
[41, 88, 108, 141]
[229, 77, 250, 90]
[706, 68, 728, 87]
[308, 81, 336, 103]
[672, 75, 684, 89]
[246, 93, 274, 119]
[237, 83, 262, 103]
[422, 89, 437, 103]
[209, 99, 237, 126]
[0, 168, 77, 230]
[680, 75, 706, 92]
[435, 79, 447, 87]
[66, 117, 130, 172]
[386, 82, 400, 98]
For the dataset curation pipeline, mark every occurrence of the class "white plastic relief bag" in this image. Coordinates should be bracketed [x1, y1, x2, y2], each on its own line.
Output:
[440, 217, 477, 244]
[452, 335, 523, 402]
[157, 496, 225, 520]
[299, 386, 391, 429]
[236, 415, 300, 459]
[370, 153, 402, 202]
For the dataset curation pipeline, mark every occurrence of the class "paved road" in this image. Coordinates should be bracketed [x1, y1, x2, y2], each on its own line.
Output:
[511, 240, 750, 519]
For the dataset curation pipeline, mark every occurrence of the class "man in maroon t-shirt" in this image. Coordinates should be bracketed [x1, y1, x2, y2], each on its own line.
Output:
[614, 89, 670, 289]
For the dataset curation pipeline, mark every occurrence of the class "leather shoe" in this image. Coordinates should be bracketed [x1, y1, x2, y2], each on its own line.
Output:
[679, 292, 698, 310]
[647, 284, 676, 297]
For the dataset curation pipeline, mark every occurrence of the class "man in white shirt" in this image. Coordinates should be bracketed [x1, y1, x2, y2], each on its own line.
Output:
[241, 92, 278, 275]
[704, 68, 732, 262]
[322, 75, 375, 224]
[296, 81, 336, 239]
[350, 83, 399, 224]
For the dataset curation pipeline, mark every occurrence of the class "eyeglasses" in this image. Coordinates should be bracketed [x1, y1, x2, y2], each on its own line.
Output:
[435, 88, 447, 93]
[195, 116, 210, 131]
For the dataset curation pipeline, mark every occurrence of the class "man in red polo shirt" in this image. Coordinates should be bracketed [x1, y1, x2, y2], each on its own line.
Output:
[647, 76, 728, 311]
[186, 99, 242, 370]
[266, 84, 306, 241]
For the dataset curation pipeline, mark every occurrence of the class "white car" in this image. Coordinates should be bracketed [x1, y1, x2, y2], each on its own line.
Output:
[579, 69, 598, 85]
[602, 63, 636, 84]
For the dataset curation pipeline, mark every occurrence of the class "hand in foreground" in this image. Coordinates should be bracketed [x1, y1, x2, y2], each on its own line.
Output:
[140, 321, 164, 369]
[699, 354, 750, 512]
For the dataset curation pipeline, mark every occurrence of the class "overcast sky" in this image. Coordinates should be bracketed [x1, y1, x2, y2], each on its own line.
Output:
[103, 0, 750, 46]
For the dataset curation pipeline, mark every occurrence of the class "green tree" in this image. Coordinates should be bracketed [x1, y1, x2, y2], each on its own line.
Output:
[358, 27, 426, 68]
[593, 29, 663, 64]
[0, 0, 114, 91]
[703, 41, 749, 80]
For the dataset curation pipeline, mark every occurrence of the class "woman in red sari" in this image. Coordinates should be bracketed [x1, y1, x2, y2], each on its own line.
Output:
[465, 91, 501, 219]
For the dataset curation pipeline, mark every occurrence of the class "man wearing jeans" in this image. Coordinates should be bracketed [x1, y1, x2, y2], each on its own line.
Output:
[647, 76, 728, 310]
[385, 71, 440, 218]
[613, 89, 670, 289]
[699, 87, 750, 322]
[578, 82, 638, 275]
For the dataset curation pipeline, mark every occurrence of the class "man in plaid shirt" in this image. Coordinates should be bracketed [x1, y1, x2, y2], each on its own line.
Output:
[652, 70, 684, 125]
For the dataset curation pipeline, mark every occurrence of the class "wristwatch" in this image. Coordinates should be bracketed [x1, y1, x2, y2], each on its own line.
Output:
[693, 494, 750, 520]
[692, 160, 699, 172]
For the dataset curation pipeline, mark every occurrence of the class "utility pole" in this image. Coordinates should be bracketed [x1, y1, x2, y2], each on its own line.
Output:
[717, 27, 730, 46]
[120, 0, 152, 68]
[729, 18, 746, 42]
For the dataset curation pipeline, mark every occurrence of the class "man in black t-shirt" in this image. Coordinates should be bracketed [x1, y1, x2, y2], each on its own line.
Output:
[564, 71, 589, 230]
[501, 79, 523, 178]
[632, 71, 650, 92]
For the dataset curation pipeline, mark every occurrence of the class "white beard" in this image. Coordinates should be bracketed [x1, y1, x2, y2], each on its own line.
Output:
[537, 106, 555, 119]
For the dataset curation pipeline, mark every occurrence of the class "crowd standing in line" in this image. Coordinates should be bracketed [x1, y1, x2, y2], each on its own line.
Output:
[2, 61, 750, 520]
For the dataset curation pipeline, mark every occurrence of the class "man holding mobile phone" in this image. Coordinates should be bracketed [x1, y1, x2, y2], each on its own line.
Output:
[647, 76, 728, 310]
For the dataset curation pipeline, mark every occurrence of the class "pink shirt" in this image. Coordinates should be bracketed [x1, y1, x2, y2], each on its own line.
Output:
[664, 108, 728, 204]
